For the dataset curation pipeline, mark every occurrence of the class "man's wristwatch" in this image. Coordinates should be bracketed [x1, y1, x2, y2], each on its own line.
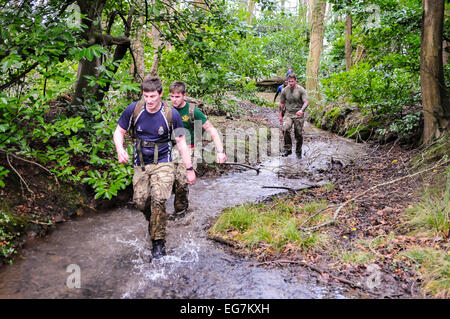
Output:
[186, 166, 194, 171]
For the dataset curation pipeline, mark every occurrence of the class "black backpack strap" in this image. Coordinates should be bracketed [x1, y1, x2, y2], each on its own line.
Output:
[130, 98, 145, 139]
[188, 103, 195, 125]
[163, 103, 173, 140]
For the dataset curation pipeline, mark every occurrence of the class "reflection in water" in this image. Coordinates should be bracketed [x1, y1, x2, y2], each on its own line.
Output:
[0, 124, 365, 299]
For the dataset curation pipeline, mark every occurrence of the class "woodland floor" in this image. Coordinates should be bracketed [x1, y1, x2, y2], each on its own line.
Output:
[208, 97, 448, 299]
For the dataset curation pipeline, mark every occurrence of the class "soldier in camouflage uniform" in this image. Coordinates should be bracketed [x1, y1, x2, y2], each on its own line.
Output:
[279, 73, 309, 158]
[113, 76, 196, 260]
[169, 81, 226, 219]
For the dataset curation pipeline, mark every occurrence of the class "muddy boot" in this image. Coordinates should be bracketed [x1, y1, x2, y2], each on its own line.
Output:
[170, 208, 193, 221]
[151, 239, 166, 259]
[282, 150, 292, 157]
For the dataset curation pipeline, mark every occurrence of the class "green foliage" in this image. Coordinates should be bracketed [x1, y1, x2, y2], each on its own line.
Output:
[0, 166, 9, 188]
[388, 112, 422, 140]
[320, 0, 426, 140]
[0, 1, 81, 91]
[402, 170, 450, 238]
[323, 62, 419, 117]
[401, 247, 450, 298]
[0, 211, 25, 261]
[251, 9, 310, 81]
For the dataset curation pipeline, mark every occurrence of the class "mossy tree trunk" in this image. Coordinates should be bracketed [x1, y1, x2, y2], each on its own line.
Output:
[305, 0, 326, 107]
[420, 0, 450, 144]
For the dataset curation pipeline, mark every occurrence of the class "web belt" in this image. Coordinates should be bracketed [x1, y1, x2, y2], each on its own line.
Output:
[136, 138, 170, 171]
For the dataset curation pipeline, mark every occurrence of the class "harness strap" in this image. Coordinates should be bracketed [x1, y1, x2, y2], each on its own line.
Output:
[188, 103, 195, 124]
[136, 139, 171, 169]
[132, 102, 173, 169]
[137, 139, 145, 171]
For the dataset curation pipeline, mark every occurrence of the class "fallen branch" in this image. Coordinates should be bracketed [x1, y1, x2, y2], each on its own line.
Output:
[223, 162, 260, 174]
[255, 259, 362, 289]
[298, 204, 339, 230]
[261, 186, 297, 192]
[207, 233, 241, 248]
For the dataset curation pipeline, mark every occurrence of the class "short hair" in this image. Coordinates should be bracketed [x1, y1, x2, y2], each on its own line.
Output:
[287, 73, 297, 80]
[141, 75, 163, 94]
[169, 81, 186, 94]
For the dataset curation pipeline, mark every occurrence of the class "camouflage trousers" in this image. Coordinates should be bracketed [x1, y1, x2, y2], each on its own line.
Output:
[132, 162, 175, 241]
[172, 146, 197, 213]
[282, 113, 304, 156]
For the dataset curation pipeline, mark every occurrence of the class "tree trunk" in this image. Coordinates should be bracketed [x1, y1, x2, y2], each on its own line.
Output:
[73, 58, 101, 104]
[299, 0, 307, 23]
[444, 7, 449, 66]
[149, 25, 162, 77]
[247, 0, 256, 25]
[72, 0, 133, 105]
[130, 3, 146, 82]
[305, 0, 326, 107]
[306, 0, 314, 25]
[353, 44, 366, 65]
[72, 0, 107, 105]
[420, 0, 449, 144]
[345, 13, 352, 71]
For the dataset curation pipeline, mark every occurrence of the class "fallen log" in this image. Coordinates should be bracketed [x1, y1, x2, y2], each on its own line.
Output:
[255, 76, 284, 87]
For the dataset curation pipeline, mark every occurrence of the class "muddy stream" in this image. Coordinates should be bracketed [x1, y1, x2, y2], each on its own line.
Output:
[0, 123, 366, 299]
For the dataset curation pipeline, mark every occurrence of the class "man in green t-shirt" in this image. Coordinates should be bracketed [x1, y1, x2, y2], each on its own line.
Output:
[169, 81, 227, 219]
[279, 73, 309, 158]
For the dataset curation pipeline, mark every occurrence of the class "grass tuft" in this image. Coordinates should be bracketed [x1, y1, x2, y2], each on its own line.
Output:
[209, 197, 331, 253]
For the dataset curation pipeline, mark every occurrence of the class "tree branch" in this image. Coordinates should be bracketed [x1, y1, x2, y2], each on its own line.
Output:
[5, 152, 34, 200]
[95, 33, 131, 46]
[0, 149, 60, 187]
[0, 61, 39, 91]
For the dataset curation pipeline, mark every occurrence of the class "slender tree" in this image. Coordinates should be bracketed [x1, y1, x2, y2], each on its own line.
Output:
[247, 0, 256, 25]
[305, 0, 326, 106]
[130, 0, 146, 81]
[420, 0, 450, 144]
[345, 12, 352, 71]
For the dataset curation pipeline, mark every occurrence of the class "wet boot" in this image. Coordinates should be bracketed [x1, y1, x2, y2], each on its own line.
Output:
[169, 207, 193, 221]
[282, 150, 292, 157]
[151, 239, 166, 259]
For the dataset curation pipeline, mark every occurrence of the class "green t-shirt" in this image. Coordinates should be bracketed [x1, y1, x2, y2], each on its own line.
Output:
[174, 102, 208, 145]
[280, 85, 308, 114]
